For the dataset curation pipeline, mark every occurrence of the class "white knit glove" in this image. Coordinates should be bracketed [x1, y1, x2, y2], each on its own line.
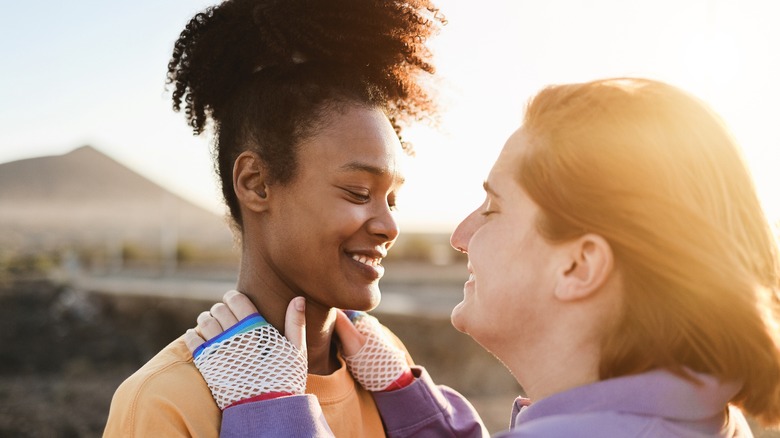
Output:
[342, 311, 413, 392]
[192, 313, 307, 410]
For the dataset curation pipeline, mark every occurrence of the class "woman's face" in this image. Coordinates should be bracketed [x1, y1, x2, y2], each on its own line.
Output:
[258, 105, 404, 311]
[449, 129, 566, 351]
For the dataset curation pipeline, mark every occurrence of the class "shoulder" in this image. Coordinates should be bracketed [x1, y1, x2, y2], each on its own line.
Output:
[104, 336, 221, 436]
[112, 336, 203, 402]
[499, 411, 719, 438]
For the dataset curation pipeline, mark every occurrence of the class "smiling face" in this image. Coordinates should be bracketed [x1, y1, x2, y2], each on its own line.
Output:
[254, 104, 404, 311]
[449, 129, 568, 352]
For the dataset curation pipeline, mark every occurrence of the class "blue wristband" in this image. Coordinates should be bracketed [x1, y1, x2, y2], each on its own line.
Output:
[343, 310, 369, 323]
[193, 313, 269, 359]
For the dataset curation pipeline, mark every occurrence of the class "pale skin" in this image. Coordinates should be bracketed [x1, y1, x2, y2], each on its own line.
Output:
[449, 128, 623, 402]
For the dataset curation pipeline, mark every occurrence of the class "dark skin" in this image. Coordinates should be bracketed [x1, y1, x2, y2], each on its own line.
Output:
[236, 263, 340, 374]
[232, 104, 404, 375]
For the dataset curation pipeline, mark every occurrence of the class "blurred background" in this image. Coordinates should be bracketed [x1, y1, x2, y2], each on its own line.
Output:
[1, 0, 779, 436]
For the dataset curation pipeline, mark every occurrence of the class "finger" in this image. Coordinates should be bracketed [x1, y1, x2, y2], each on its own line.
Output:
[223, 289, 259, 320]
[335, 310, 366, 357]
[184, 328, 206, 354]
[196, 311, 224, 340]
[210, 303, 239, 329]
[284, 297, 306, 351]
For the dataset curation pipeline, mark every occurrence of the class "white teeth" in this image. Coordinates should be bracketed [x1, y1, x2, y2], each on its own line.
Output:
[468, 273, 475, 281]
[351, 254, 381, 267]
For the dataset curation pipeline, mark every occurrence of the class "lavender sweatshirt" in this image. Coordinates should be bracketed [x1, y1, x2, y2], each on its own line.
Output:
[220, 367, 752, 437]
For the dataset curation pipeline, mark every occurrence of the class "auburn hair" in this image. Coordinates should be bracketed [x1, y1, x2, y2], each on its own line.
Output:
[518, 78, 780, 426]
[166, 0, 444, 229]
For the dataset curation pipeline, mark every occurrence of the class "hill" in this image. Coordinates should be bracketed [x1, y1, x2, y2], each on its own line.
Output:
[0, 146, 233, 251]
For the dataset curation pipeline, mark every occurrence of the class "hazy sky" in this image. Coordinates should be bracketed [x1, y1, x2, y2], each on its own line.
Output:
[2, 0, 779, 231]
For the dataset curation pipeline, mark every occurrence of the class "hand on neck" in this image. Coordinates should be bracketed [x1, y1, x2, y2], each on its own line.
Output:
[237, 265, 341, 376]
[304, 305, 340, 375]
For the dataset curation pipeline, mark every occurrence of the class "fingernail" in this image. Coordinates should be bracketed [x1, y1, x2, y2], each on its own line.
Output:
[295, 297, 306, 312]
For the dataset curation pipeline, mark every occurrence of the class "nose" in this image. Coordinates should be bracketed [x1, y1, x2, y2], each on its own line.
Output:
[450, 208, 480, 253]
[367, 204, 400, 245]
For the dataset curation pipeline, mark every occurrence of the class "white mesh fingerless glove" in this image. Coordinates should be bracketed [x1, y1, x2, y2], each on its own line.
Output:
[192, 313, 307, 410]
[343, 311, 412, 392]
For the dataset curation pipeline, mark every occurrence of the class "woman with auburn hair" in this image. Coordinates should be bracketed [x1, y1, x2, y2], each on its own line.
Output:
[512, 78, 780, 427]
[185, 78, 780, 437]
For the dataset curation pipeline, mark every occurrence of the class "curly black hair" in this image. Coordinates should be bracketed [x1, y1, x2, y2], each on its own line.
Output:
[166, 0, 445, 229]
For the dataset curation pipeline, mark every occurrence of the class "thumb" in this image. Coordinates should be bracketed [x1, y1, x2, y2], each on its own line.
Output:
[284, 297, 307, 352]
[335, 310, 366, 357]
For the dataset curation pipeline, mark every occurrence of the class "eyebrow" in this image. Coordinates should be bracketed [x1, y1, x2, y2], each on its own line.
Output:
[483, 180, 500, 198]
[339, 161, 406, 185]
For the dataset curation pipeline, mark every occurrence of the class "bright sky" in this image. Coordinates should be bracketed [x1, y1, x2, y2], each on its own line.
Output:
[2, 0, 779, 232]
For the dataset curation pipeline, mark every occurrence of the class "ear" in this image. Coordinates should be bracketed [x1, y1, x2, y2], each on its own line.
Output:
[554, 234, 614, 302]
[233, 151, 271, 213]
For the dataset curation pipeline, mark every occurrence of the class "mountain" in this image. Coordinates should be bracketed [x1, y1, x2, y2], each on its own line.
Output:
[0, 146, 234, 251]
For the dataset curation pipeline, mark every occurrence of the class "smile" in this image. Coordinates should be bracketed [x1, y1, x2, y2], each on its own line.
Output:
[351, 254, 382, 267]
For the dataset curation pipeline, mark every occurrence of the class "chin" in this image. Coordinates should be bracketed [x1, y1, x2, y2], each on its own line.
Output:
[363, 286, 382, 311]
[339, 285, 381, 311]
[450, 301, 469, 334]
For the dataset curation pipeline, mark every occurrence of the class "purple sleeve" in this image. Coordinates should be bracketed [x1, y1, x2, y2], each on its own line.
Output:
[372, 366, 490, 437]
[220, 395, 334, 438]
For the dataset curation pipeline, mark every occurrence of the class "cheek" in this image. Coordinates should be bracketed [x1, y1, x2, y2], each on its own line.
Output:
[474, 276, 515, 322]
[452, 283, 514, 351]
[450, 272, 510, 336]
[283, 197, 364, 247]
[470, 232, 515, 281]
[315, 202, 370, 238]
[468, 243, 528, 323]
[335, 206, 371, 235]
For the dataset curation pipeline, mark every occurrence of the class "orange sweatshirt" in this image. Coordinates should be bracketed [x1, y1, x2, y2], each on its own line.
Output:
[104, 334, 405, 437]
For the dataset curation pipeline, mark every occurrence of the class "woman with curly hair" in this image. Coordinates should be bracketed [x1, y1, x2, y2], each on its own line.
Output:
[185, 78, 780, 437]
[103, 0, 456, 436]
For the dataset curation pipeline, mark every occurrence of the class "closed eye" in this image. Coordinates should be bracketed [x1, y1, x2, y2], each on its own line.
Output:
[342, 187, 399, 211]
[388, 195, 398, 211]
[344, 189, 370, 203]
[480, 198, 497, 217]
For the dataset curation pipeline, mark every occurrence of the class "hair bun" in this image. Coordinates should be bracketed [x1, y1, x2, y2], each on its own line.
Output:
[168, 0, 444, 135]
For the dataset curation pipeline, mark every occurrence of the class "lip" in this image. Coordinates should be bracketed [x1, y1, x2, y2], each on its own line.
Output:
[464, 262, 475, 288]
[346, 249, 386, 280]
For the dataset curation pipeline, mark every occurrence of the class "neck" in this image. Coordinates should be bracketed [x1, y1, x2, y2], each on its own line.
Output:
[496, 308, 604, 402]
[505, 338, 601, 401]
[237, 252, 341, 376]
[504, 275, 622, 401]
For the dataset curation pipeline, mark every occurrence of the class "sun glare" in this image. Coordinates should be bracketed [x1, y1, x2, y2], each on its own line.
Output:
[401, 1, 780, 232]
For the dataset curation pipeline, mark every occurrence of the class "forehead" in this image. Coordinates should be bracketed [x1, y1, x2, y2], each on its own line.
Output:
[298, 105, 404, 181]
[489, 128, 528, 182]
[487, 129, 544, 222]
